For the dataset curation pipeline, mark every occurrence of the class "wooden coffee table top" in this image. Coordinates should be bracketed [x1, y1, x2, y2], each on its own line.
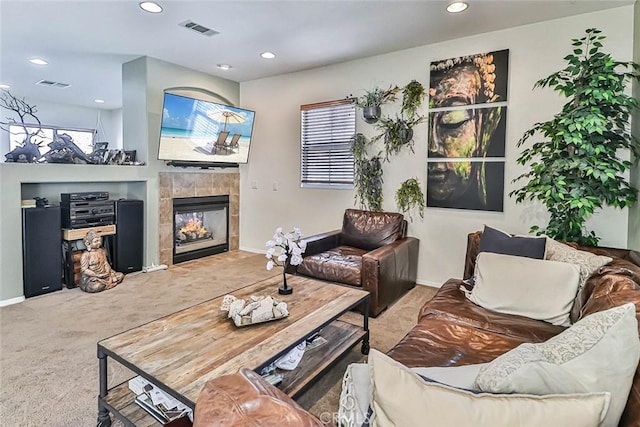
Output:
[98, 274, 369, 405]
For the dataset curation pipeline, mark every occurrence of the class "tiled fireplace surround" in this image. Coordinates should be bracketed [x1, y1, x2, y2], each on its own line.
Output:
[159, 171, 240, 266]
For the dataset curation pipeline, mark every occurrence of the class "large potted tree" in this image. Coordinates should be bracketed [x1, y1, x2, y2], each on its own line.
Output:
[511, 28, 640, 245]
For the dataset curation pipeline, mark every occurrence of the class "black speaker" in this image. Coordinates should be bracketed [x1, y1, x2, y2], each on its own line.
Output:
[22, 206, 63, 298]
[114, 199, 144, 273]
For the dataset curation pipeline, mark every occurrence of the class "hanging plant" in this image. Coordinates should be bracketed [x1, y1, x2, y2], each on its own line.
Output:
[352, 134, 384, 212]
[401, 80, 425, 121]
[351, 133, 384, 211]
[351, 132, 368, 162]
[376, 116, 423, 161]
[355, 85, 400, 124]
[395, 178, 425, 221]
[510, 28, 640, 246]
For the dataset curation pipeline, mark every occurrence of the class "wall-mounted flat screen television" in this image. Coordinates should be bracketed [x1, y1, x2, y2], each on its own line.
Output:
[158, 92, 255, 165]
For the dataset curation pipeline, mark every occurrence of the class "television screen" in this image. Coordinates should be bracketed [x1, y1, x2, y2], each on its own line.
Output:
[158, 92, 255, 164]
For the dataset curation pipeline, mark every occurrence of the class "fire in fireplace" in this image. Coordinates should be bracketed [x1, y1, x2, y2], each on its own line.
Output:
[173, 195, 229, 264]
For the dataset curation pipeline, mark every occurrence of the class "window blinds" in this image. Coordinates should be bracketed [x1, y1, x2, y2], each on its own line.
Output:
[300, 99, 355, 188]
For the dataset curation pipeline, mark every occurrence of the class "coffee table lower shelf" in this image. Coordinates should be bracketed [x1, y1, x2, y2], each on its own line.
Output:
[99, 382, 164, 427]
[99, 319, 366, 426]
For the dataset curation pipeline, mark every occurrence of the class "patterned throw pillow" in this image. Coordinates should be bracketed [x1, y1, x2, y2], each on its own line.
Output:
[474, 303, 640, 427]
[545, 238, 612, 291]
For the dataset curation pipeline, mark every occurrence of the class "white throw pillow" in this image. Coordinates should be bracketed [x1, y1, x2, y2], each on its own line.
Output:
[338, 362, 489, 426]
[367, 349, 610, 427]
[469, 252, 580, 326]
[474, 303, 640, 427]
[545, 238, 612, 292]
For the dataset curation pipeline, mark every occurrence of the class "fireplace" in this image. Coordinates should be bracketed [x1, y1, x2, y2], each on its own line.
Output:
[173, 195, 229, 264]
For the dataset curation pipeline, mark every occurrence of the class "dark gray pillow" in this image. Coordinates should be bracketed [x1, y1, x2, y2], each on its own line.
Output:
[477, 225, 546, 259]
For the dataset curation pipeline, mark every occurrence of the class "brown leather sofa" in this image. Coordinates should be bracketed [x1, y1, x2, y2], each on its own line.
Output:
[194, 231, 640, 427]
[294, 209, 419, 317]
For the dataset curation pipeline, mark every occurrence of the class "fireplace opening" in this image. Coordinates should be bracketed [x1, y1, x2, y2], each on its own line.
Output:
[173, 195, 229, 264]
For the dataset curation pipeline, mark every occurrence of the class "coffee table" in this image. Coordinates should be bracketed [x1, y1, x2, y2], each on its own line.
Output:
[96, 274, 370, 426]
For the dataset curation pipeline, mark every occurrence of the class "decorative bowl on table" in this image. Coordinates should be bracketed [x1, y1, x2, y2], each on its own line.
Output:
[220, 294, 289, 327]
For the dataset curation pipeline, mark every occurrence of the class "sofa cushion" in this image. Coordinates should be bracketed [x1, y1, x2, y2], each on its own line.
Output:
[341, 209, 404, 251]
[475, 303, 640, 427]
[477, 225, 546, 259]
[296, 246, 366, 286]
[546, 238, 612, 292]
[368, 349, 611, 427]
[469, 252, 580, 326]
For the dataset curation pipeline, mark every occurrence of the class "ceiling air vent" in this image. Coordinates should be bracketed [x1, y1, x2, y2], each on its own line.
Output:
[179, 20, 219, 37]
[36, 80, 71, 89]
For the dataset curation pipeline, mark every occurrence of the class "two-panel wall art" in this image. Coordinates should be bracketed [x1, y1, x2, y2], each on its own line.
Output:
[427, 49, 509, 212]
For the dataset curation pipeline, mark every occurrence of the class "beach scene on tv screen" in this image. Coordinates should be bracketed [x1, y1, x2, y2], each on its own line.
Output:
[158, 93, 254, 163]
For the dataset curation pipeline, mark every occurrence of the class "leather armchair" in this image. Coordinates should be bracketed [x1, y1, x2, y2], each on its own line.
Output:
[295, 209, 419, 317]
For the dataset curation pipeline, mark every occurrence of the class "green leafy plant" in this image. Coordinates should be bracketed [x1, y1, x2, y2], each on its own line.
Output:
[355, 85, 399, 108]
[510, 28, 640, 246]
[401, 80, 425, 120]
[395, 178, 425, 221]
[375, 115, 423, 161]
[352, 133, 384, 211]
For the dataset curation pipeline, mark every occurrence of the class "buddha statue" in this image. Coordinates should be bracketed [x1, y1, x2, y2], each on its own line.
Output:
[79, 230, 124, 293]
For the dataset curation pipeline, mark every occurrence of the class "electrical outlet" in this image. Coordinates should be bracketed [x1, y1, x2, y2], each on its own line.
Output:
[251, 181, 258, 189]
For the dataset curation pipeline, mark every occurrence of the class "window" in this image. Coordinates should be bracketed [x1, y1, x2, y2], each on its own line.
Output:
[300, 99, 355, 188]
[9, 124, 96, 157]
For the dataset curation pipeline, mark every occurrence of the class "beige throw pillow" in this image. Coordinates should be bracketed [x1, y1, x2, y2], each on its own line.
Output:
[470, 252, 580, 326]
[545, 238, 612, 292]
[474, 303, 640, 427]
[368, 349, 610, 427]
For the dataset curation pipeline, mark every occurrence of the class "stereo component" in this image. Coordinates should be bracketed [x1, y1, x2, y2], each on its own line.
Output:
[61, 193, 115, 229]
[61, 192, 109, 203]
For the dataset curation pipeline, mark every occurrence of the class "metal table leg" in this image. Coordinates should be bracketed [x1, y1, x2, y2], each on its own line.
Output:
[361, 297, 370, 355]
[97, 349, 111, 427]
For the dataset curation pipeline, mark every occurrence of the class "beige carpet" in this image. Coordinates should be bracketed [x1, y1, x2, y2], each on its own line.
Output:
[0, 251, 437, 426]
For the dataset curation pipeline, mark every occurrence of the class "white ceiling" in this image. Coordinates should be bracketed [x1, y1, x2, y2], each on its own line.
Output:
[0, 0, 633, 110]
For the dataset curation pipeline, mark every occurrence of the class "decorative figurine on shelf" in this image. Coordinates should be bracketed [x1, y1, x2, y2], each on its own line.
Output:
[265, 227, 306, 295]
[79, 230, 124, 293]
[1, 89, 44, 163]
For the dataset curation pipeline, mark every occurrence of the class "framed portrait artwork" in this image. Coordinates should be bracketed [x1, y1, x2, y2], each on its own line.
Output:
[427, 49, 509, 212]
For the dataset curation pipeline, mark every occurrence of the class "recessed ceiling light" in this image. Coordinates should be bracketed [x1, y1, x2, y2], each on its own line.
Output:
[260, 51, 276, 59]
[94, 99, 105, 104]
[139, 1, 162, 13]
[0, 84, 10, 90]
[29, 58, 48, 65]
[217, 64, 232, 71]
[446, 2, 468, 13]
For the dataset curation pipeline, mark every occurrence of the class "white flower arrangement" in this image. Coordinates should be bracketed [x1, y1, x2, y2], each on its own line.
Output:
[265, 227, 307, 271]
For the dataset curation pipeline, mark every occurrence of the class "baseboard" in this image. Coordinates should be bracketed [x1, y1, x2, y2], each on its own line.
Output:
[239, 246, 265, 254]
[416, 280, 442, 288]
[0, 296, 25, 307]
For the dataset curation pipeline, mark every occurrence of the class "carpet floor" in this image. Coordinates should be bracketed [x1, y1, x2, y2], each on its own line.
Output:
[0, 251, 437, 426]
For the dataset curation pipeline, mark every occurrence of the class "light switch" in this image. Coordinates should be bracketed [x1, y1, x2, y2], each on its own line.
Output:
[251, 181, 258, 189]
[272, 181, 279, 191]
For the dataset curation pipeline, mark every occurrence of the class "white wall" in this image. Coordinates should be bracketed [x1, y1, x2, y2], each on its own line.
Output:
[240, 6, 635, 285]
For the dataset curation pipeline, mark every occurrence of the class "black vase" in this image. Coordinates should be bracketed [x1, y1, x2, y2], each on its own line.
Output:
[278, 259, 293, 295]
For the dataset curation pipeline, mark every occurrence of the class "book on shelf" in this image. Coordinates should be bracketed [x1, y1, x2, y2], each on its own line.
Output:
[135, 393, 169, 424]
[129, 376, 192, 424]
